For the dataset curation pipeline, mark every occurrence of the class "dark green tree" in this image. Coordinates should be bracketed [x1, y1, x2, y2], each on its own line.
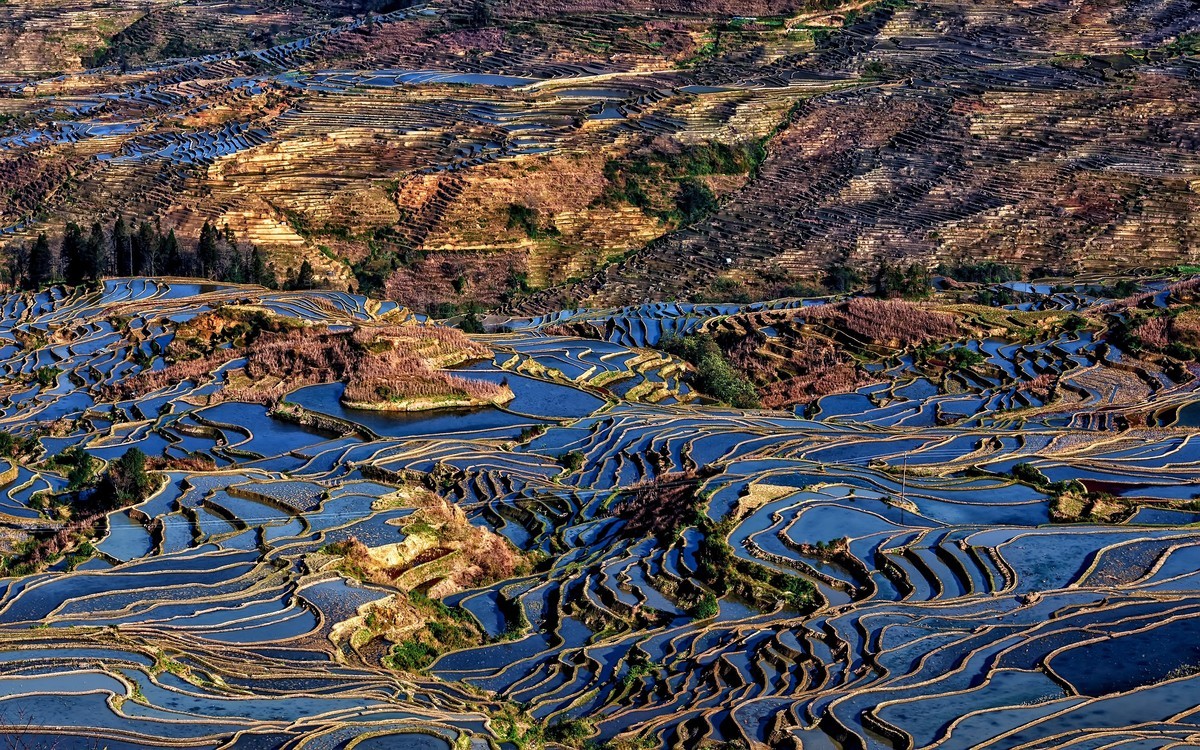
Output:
[249, 247, 273, 287]
[157, 229, 182, 275]
[112, 216, 132, 276]
[223, 224, 238, 251]
[58, 446, 97, 491]
[226, 248, 246, 283]
[294, 259, 316, 290]
[28, 233, 54, 289]
[132, 220, 157, 276]
[466, 0, 493, 28]
[197, 220, 220, 279]
[61, 222, 87, 285]
[6, 241, 28, 290]
[823, 258, 862, 293]
[675, 178, 718, 225]
[460, 310, 484, 333]
[86, 221, 108, 280]
[96, 447, 152, 510]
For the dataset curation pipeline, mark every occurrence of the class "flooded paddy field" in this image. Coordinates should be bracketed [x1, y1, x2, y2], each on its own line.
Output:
[1, 278, 1200, 748]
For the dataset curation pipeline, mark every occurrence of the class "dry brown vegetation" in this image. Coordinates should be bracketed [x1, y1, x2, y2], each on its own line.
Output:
[109, 310, 506, 409]
[611, 471, 700, 540]
[325, 487, 529, 593]
[800, 298, 960, 348]
[692, 298, 961, 408]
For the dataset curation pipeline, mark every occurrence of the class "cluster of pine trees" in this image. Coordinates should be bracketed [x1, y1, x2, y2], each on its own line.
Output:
[7, 219, 319, 291]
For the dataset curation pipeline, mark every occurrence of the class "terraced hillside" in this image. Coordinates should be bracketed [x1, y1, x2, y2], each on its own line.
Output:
[519, 0, 1200, 309]
[4, 0, 1197, 310]
[0, 273, 1197, 748]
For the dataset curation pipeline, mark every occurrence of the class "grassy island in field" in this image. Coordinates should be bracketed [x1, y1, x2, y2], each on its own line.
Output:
[111, 304, 511, 412]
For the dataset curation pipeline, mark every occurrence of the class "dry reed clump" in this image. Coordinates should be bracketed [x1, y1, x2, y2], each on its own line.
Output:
[1100, 278, 1200, 314]
[725, 334, 866, 408]
[444, 0, 813, 18]
[342, 325, 505, 406]
[611, 471, 700, 540]
[759, 366, 864, 409]
[803, 298, 960, 347]
[1020, 372, 1057, 398]
[1171, 309, 1200, 347]
[342, 350, 508, 406]
[1134, 317, 1171, 350]
[108, 347, 243, 400]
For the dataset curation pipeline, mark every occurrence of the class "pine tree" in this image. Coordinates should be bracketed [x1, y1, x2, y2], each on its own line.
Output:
[197, 221, 220, 279]
[112, 216, 131, 277]
[227, 248, 245, 283]
[133, 221, 157, 276]
[29, 233, 54, 289]
[295, 259, 316, 290]
[158, 229, 181, 274]
[87, 222, 108, 280]
[250, 247, 270, 287]
[61, 223, 86, 285]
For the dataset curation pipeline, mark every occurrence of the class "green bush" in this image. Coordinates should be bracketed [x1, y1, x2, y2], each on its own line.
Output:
[506, 204, 558, 240]
[1063, 314, 1089, 332]
[51, 446, 97, 491]
[32, 367, 62, 387]
[557, 451, 586, 472]
[1011, 462, 1049, 487]
[824, 261, 862, 293]
[95, 447, 153, 510]
[658, 334, 759, 408]
[386, 639, 438, 671]
[946, 346, 985, 370]
[675, 178, 718, 225]
[691, 593, 719, 619]
[543, 718, 594, 746]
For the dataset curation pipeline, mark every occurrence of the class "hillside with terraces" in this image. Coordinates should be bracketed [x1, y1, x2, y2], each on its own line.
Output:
[2, 0, 1196, 311]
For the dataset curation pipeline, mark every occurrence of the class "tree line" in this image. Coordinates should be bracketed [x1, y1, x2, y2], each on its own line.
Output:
[6, 219, 320, 291]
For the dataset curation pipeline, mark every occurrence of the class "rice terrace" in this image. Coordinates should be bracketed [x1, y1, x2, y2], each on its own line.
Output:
[2, 0, 1200, 749]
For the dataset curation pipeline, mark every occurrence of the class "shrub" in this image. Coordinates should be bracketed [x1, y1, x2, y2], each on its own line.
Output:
[692, 593, 719, 619]
[50, 446, 97, 491]
[674, 178, 718, 225]
[32, 367, 62, 387]
[459, 310, 484, 333]
[1011, 462, 1049, 487]
[0, 431, 36, 459]
[517, 424, 547, 443]
[558, 451, 586, 472]
[386, 639, 438, 672]
[658, 334, 759, 408]
[506, 203, 558, 240]
[96, 448, 152, 509]
[946, 347, 985, 370]
[544, 718, 595, 746]
[1063, 314, 1089, 332]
